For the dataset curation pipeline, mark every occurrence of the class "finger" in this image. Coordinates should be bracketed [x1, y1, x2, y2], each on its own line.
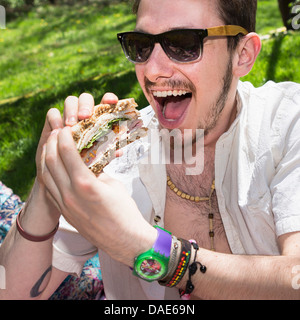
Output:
[36, 108, 63, 163]
[100, 92, 119, 105]
[63, 96, 79, 126]
[78, 93, 95, 120]
[57, 126, 95, 182]
[41, 138, 64, 210]
[41, 108, 64, 138]
[44, 129, 72, 203]
[115, 149, 123, 158]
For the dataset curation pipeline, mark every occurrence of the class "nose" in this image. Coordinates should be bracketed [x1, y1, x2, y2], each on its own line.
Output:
[142, 43, 174, 83]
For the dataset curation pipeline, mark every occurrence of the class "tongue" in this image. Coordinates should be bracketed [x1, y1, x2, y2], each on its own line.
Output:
[163, 96, 191, 120]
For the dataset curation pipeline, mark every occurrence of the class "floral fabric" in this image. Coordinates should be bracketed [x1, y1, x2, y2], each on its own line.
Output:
[0, 181, 104, 300]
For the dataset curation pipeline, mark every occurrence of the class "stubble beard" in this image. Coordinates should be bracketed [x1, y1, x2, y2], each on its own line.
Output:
[199, 57, 234, 137]
[173, 56, 234, 151]
[144, 55, 234, 153]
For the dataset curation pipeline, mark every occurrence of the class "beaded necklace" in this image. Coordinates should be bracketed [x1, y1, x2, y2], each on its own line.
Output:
[166, 175, 216, 251]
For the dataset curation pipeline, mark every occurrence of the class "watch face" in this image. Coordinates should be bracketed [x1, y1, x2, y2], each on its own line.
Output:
[140, 259, 162, 277]
[134, 253, 168, 281]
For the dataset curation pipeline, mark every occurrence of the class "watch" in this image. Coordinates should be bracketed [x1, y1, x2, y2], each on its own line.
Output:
[133, 226, 172, 282]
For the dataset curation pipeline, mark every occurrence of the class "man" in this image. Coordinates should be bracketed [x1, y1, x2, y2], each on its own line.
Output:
[1, 0, 300, 300]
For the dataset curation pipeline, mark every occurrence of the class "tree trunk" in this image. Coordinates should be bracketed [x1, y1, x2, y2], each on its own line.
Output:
[278, 0, 294, 29]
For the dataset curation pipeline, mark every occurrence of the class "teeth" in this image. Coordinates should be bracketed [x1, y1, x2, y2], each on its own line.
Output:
[153, 90, 188, 98]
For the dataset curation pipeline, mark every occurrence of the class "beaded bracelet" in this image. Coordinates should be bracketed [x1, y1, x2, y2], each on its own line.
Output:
[159, 238, 191, 288]
[16, 209, 59, 242]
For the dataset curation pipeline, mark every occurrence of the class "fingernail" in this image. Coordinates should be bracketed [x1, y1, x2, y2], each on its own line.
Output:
[67, 116, 77, 125]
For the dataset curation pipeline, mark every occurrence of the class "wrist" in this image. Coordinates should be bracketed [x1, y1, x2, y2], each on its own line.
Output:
[176, 241, 207, 299]
[31, 179, 61, 220]
[128, 224, 157, 267]
[132, 226, 172, 282]
[18, 180, 61, 238]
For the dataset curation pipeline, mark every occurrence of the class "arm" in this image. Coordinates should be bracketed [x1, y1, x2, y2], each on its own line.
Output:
[40, 125, 157, 267]
[0, 182, 69, 299]
[0, 93, 111, 299]
[0, 107, 69, 299]
[39, 108, 300, 300]
[176, 231, 300, 300]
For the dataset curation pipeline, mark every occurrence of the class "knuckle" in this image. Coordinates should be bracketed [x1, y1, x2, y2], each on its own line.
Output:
[58, 140, 69, 152]
[74, 176, 93, 193]
[45, 152, 56, 166]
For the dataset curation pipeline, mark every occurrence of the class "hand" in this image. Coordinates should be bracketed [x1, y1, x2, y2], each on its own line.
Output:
[63, 92, 124, 158]
[41, 118, 156, 266]
[36, 109, 64, 185]
[63, 92, 119, 126]
[34, 93, 119, 217]
[37, 92, 119, 185]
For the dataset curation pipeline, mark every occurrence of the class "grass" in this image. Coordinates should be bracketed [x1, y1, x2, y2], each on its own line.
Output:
[242, 0, 300, 86]
[243, 30, 300, 86]
[0, 2, 146, 199]
[0, 0, 299, 199]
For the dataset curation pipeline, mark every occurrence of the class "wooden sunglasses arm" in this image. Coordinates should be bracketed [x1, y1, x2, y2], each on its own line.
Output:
[207, 25, 249, 37]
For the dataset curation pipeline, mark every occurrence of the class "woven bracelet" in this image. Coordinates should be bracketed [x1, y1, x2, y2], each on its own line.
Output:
[160, 238, 191, 288]
[16, 209, 59, 242]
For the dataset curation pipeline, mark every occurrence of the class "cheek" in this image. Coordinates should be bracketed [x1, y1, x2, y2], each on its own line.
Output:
[135, 65, 150, 98]
[135, 65, 145, 88]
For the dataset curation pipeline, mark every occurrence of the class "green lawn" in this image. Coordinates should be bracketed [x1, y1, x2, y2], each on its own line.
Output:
[0, 0, 299, 199]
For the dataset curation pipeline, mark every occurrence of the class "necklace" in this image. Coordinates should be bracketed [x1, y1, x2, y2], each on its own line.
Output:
[166, 175, 216, 251]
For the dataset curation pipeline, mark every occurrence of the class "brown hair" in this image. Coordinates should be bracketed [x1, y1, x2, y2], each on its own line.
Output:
[132, 0, 257, 50]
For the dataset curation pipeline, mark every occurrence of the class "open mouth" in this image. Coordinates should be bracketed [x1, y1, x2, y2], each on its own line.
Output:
[152, 90, 192, 128]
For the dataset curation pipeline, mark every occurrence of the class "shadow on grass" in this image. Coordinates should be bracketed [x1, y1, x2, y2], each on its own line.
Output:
[0, 69, 148, 200]
[265, 33, 285, 82]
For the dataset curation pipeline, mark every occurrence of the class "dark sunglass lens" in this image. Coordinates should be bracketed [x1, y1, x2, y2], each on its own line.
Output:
[122, 34, 153, 63]
[163, 30, 201, 62]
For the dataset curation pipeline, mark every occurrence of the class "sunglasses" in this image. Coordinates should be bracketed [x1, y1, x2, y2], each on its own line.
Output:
[117, 25, 248, 64]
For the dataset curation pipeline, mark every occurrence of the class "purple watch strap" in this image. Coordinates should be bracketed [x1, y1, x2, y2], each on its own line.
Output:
[153, 227, 172, 258]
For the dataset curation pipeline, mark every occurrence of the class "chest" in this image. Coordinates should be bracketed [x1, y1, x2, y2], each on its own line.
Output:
[163, 169, 231, 254]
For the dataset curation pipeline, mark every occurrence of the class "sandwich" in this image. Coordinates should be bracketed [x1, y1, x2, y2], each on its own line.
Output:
[71, 98, 148, 176]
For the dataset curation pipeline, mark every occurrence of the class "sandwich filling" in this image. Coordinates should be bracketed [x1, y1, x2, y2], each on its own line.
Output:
[72, 98, 147, 174]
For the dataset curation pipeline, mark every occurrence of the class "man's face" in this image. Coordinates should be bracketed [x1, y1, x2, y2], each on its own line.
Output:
[134, 0, 235, 138]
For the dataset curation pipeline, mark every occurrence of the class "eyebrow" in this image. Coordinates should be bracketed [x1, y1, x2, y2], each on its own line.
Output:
[133, 26, 200, 34]
[134, 25, 198, 33]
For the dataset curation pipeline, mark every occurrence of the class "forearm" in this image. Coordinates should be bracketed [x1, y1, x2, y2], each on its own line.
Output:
[0, 180, 60, 299]
[177, 249, 300, 300]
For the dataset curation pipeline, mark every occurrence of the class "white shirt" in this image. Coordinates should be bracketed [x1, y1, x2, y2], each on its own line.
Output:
[53, 80, 300, 300]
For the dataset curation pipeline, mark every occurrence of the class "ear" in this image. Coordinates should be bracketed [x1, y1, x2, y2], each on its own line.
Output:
[232, 32, 261, 78]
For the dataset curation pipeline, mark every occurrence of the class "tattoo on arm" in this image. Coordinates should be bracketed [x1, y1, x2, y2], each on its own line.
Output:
[30, 266, 52, 298]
